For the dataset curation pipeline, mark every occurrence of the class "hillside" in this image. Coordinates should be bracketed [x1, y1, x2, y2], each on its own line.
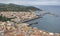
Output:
[0, 3, 42, 12]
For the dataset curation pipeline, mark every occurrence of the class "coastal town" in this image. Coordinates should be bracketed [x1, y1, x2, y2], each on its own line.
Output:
[0, 12, 60, 36]
[0, 12, 39, 22]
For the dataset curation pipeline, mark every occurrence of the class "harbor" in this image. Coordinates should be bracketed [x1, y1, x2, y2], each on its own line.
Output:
[0, 12, 60, 36]
[0, 3, 60, 36]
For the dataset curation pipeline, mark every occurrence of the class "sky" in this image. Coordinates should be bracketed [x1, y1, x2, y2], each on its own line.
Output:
[0, 0, 60, 5]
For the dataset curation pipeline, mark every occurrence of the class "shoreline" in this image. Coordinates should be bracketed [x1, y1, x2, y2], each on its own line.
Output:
[0, 12, 60, 36]
[22, 16, 42, 23]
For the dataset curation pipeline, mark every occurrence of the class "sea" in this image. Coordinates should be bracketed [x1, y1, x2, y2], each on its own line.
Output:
[26, 5, 60, 33]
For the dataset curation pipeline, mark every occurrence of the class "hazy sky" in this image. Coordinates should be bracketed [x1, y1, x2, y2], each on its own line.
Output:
[0, 0, 60, 5]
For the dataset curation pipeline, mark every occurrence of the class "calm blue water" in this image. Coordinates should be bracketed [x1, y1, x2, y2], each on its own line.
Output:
[27, 5, 60, 33]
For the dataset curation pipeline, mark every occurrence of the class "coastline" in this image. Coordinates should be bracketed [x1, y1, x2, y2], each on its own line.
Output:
[0, 21, 60, 36]
[0, 12, 60, 36]
[22, 16, 42, 23]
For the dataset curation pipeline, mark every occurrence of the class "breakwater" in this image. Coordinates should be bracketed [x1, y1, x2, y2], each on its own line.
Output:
[22, 16, 42, 23]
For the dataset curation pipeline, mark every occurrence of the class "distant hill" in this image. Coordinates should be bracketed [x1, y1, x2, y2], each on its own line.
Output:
[0, 3, 42, 12]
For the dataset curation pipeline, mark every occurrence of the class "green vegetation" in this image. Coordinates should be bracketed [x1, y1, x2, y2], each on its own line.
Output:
[0, 15, 14, 22]
[0, 3, 42, 21]
[0, 3, 42, 12]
